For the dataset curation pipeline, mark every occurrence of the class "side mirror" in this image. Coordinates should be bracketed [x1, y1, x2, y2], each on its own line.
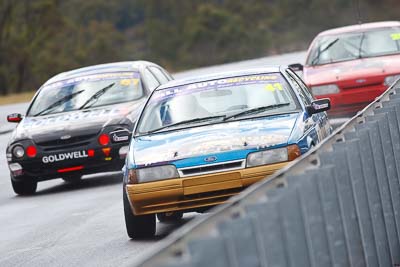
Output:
[7, 113, 23, 123]
[288, 63, 304, 71]
[306, 98, 330, 115]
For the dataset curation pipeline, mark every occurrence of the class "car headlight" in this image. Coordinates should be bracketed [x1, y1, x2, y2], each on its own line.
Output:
[12, 145, 25, 158]
[128, 165, 179, 184]
[246, 145, 301, 168]
[310, 84, 339, 96]
[384, 74, 400, 86]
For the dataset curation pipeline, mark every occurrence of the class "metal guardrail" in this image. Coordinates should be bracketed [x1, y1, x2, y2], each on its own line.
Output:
[132, 79, 400, 267]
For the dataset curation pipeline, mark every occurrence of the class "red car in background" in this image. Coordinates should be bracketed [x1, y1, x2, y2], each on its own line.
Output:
[290, 21, 400, 118]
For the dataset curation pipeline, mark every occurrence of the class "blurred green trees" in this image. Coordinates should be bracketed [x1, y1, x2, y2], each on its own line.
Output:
[0, 0, 398, 94]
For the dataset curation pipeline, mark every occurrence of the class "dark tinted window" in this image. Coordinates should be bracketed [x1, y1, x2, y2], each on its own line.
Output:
[286, 69, 314, 102]
[285, 72, 311, 106]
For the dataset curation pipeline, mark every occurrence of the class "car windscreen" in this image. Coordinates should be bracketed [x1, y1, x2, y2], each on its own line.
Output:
[136, 73, 299, 134]
[307, 26, 400, 66]
[28, 72, 143, 116]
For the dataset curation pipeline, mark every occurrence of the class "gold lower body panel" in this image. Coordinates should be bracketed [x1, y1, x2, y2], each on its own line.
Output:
[126, 162, 287, 215]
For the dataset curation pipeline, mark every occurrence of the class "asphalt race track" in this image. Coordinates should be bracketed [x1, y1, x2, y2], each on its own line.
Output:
[0, 51, 305, 266]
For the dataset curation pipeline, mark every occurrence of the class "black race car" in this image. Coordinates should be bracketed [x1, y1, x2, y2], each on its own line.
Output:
[6, 61, 173, 195]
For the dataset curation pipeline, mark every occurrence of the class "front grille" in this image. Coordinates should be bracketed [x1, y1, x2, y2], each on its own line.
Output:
[180, 160, 244, 176]
[41, 141, 91, 152]
[36, 134, 97, 148]
[342, 82, 383, 90]
[182, 187, 243, 201]
[138, 187, 244, 214]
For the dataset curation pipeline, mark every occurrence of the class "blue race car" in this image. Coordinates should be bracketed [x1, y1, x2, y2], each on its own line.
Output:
[123, 66, 332, 238]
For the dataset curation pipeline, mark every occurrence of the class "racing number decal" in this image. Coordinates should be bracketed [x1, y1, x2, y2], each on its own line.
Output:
[264, 83, 284, 92]
[120, 79, 131, 86]
[390, 33, 400, 41]
[120, 79, 139, 86]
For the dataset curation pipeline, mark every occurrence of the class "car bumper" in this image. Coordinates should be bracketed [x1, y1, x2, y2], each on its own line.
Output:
[125, 162, 287, 215]
[9, 145, 129, 181]
[11, 159, 125, 182]
[317, 84, 387, 117]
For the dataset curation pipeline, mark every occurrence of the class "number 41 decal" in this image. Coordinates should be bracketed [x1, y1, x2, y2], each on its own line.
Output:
[265, 83, 283, 92]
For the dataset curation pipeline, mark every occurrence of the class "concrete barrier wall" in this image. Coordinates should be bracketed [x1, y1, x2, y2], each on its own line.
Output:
[132, 79, 400, 267]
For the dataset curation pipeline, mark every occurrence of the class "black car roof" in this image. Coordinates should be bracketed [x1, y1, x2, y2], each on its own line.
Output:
[156, 66, 285, 90]
[43, 61, 157, 87]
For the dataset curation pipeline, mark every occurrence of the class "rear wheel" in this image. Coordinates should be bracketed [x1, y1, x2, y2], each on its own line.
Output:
[123, 187, 156, 239]
[11, 177, 37, 195]
[157, 212, 183, 223]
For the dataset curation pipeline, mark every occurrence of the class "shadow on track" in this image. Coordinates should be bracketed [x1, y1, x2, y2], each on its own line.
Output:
[155, 217, 195, 240]
[32, 173, 122, 196]
[127, 216, 198, 243]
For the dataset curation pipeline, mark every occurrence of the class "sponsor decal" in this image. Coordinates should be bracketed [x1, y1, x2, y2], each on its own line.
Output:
[185, 75, 278, 90]
[136, 131, 290, 166]
[150, 74, 283, 103]
[313, 102, 329, 110]
[42, 150, 88, 163]
[44, 72, 140, 91]
[23, 107, 125, 127]
[112, 133, 129, 142]
[130, 114, 296, 167]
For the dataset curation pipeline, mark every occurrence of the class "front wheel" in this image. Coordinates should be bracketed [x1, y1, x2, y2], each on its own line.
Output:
[123, 187, 156, 239]
[11, 177, 37, 195]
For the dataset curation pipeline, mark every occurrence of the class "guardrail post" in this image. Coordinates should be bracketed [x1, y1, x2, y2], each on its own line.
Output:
[351, 127, 392, 266]
[357, 120, 400, 263]
[218, 217, 262, 267]
[320, 142, 366, 267]
[246, 201, 288, 267]
[289, 173, 332, 266]
[187, 237, 231, 267]
[368, 111, 400, 246]
[342, 135, 379, 266]
[277, 187, 311, 266]
[314, 165, 350, 266]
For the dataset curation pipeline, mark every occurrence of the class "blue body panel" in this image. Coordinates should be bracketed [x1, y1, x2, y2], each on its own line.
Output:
[125, 111, 329, 172]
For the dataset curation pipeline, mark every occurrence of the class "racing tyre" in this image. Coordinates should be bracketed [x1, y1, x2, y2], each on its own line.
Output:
[62, 175, 82, 183]
[157, 212, 183, 223]
[123, 187, 156, 239]
[11, 178, 37, 195]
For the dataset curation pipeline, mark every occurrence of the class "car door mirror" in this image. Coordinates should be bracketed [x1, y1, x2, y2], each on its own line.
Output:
[306, 98, 330, 115]
[288, 63, 304, 71]
[7, 113, 23, 123]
